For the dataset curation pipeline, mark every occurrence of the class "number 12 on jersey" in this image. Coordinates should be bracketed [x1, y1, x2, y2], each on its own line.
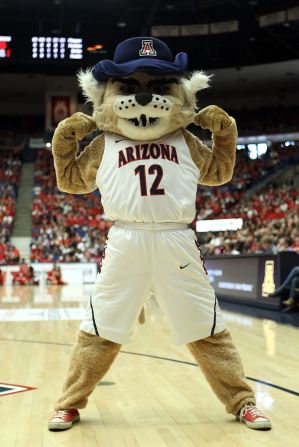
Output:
[134, 164, 165, 196]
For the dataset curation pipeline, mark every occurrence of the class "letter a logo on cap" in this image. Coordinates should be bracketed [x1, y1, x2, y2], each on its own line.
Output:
[139, 39, 157, 57]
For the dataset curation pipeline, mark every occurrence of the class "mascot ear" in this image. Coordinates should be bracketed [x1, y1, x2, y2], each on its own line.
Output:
[77, 68, 105, 107]
[180, 71, 211, 109]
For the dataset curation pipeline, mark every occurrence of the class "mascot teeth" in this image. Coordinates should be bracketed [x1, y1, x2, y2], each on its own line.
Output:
[140, 114, 147, 127]
[128, 115, 158, 127]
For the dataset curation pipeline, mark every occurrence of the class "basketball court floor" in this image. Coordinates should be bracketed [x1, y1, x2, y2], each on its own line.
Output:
[0, 283, 298, 447]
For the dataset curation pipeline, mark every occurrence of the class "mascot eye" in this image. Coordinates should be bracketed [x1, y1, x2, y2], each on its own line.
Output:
[151, 84, 168, 95]
[121, 84, 138, 95]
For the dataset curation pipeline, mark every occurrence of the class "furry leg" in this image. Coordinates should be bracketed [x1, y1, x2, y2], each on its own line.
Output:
[55, 330, 121, 410]
[187, 329, 255, 415]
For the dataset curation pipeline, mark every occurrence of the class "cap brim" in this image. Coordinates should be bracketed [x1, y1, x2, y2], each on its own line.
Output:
[92, 52, 188, 82]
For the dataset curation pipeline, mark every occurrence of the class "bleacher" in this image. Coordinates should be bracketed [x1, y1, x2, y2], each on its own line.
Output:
[30, 149, 113, 263]
[196, 141, 299, 256]
[0, 149, 22, 264]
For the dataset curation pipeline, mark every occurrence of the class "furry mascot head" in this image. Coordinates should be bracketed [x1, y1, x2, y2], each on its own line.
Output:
[53, 36, 237, 194]
[78, 37, 210, 140]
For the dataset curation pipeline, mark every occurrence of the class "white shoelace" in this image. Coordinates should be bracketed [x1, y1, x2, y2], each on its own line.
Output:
[55, 410, 70, 419]
[241, 404, 265, 418]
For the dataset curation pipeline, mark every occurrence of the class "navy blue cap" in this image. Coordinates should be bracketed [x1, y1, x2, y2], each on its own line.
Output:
[92, 37, 188, 82]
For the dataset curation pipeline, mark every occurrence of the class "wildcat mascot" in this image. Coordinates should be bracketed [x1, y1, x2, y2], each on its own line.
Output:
[48, 37, 271, 431]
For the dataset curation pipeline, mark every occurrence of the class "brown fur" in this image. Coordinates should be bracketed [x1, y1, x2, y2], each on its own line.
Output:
[55, 330, 121, 410]
[52, 113, 104, 194]
[55, 329, 254, 414]
[138, 307, 146, 324]
[183, 106, 237, 185]
[187, 330, 255, 415]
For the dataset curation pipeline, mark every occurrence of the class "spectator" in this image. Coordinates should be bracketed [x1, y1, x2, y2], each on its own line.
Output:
[269, 266, 299, 312]
[276, 237, 294, 252]
[47, 264, 67, 285]
[12, 260, 39, 286]
[260, 237, 278, 255]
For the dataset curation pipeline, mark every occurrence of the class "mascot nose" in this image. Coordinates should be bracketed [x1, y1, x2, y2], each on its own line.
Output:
[135, 92, 153, 106]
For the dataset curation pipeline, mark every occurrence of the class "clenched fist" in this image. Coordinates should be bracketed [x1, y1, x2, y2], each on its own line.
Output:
[58, 112, 97, 140]
[194, 105, 232, 133]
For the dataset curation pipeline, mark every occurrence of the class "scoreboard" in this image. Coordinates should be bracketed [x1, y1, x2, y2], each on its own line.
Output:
[0, 35, 107, 65]
[31, 37, 83, 60]
[0, 36, 12, 58]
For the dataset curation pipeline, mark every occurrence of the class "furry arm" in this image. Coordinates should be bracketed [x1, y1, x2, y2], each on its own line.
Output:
[52, 112, 105, 194]
[183, 105, 237, 186]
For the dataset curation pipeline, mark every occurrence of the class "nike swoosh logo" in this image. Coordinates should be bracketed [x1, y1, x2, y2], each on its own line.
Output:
[115, 139, 127, 143]
[180, 263, 190, 269]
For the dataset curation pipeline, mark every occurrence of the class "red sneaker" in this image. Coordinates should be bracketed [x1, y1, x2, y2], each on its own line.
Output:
[48, 409, 80, 431]
[237, 404, 271, 430]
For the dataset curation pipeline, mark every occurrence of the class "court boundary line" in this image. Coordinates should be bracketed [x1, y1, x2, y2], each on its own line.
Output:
[1, 337, 298, 397]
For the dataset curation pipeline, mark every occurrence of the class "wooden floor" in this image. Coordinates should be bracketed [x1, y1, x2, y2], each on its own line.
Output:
[1, 284, 299, 447]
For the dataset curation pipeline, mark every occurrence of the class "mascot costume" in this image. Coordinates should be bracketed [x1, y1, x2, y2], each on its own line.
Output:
[48, 37, 271, 431]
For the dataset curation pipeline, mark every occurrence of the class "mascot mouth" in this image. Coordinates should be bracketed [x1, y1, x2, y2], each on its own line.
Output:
[128, 114, 158, 127]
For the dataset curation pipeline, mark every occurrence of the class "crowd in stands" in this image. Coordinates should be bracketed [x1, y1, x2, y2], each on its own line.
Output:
[28, 140, 299, 263]
[195, 142, 299, 220]
[0, 149, 22, 264]
[198, 184, 299, 256]
[196, 142, 299, 256]
[30, 150, 112, 263]
[0, 242, 20, 265]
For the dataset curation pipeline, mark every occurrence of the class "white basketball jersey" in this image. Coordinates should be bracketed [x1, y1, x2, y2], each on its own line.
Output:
[96, 130, 200, 223]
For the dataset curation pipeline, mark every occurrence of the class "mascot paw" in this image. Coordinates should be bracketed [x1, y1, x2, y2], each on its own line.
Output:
[58, 112, 97, 141]
[194, 105, 231, 133]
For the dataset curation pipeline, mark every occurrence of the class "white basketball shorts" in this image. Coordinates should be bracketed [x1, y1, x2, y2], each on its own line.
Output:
[80, 222, 226, 345]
